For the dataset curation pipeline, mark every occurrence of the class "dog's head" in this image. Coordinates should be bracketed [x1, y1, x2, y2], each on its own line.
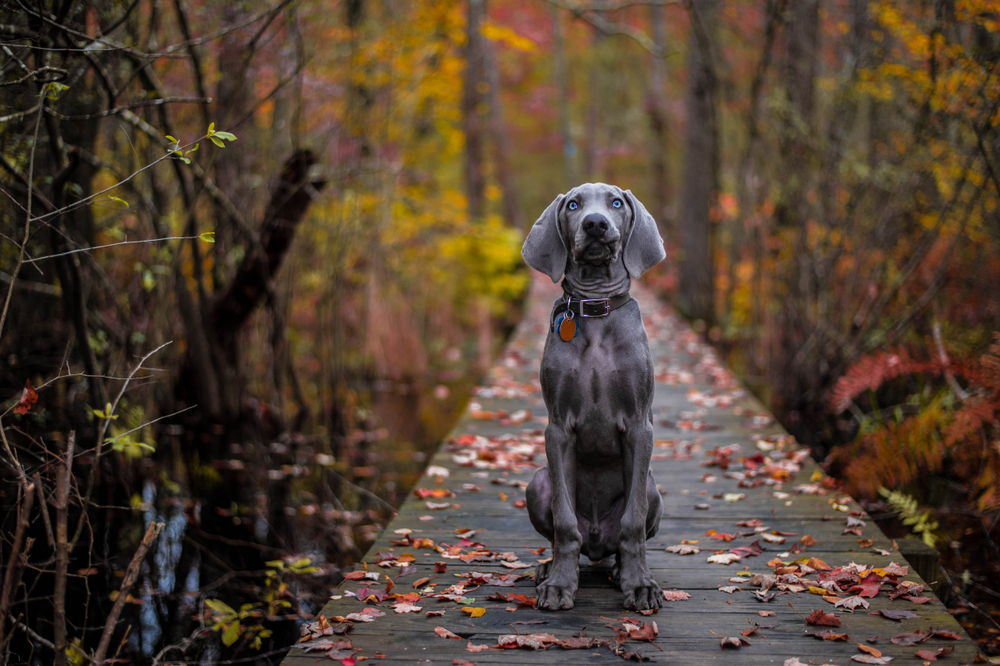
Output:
[522, 182, 665, 283]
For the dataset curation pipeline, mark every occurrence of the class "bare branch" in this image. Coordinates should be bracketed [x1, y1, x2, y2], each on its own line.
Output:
[93, 521, 164, 665]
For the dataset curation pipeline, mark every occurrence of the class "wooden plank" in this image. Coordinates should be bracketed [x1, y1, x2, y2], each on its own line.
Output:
[281, 274, 978, 665]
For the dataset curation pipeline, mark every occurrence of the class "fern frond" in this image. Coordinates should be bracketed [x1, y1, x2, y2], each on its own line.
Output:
[829, 348, 946, 413]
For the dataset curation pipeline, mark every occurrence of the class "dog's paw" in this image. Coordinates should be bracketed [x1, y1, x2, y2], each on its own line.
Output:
[621, 576, 663, 611]
[536, 580, 577, 610]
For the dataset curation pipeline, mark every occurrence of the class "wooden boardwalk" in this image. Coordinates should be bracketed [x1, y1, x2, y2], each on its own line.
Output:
[283, 274, 981, 665]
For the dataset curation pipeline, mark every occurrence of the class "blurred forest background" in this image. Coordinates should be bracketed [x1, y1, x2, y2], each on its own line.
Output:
[1, 0, 999, 663]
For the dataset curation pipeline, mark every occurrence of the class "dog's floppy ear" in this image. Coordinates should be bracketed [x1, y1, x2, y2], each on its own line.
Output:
[622, 189, 666, 278]
[522, 193, 567, 282]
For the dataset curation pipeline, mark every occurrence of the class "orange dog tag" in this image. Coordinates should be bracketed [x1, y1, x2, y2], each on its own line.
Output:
[559, 316, 577, 341]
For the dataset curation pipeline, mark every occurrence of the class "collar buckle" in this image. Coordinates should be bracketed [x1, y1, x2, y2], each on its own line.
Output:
[578, 298, 611, 317]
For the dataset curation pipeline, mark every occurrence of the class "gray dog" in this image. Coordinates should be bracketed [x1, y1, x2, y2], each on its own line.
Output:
[521, 182, 666, 611]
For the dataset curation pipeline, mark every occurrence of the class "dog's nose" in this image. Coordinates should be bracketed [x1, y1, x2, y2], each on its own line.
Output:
[582, 213, 609, 237]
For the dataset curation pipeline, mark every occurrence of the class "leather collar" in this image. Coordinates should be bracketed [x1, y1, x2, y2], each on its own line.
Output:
[553, 292, 631, 319]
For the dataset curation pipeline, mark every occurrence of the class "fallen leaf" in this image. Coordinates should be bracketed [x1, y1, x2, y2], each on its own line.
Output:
[343, 571, 373, 582]
[805, 609, 842, 627]
[393, 603, 422, 613]
[662, 590, 691, 601]
[903, 595, 931, 604]
[461, 607, 485, 618]
[835, 595, 870, 610]
[915, 647, 954, 661]
[851, 654, 893, 664]
[435, 626, 462, 640]
[718, 586, 740, 594]
[851, 572, 883, 598]
[868, 609, 918, 621]
[413, 577, 431, 588]
[890, 631, 928, 646]
[720, 636, 750, 649]
[805, 630, 850, 641]
[466, 641, 492, 652]
[929, 629, 963, 640]
[758, 611, 776, 617]
[707, 553, 741, 565]
[667, 544, 700, 555]
[435, 562, 448, 573]
[343, 608, 385, 623]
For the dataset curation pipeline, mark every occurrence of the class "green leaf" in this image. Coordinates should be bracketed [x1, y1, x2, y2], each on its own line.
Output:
[199, 231, 215, 243]
[207, 122, 216, 135]
[221, 620, 240, 646]
[214, 131, 237, 141]
[206, 598, 237, 618]
[210, 136, 226, 148]
[265, 560, 285, 570]
[180, 157, 190, 164]
[106, 196, 129, 208]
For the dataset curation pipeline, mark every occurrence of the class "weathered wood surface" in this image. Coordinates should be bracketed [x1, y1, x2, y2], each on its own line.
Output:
[283, 274, 981, 665]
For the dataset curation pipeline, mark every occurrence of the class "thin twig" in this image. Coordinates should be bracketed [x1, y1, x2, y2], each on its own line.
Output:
[0, 481, 35, 652]
[93, 521, 164, 665]
[71, 342, 172, 550]
[25, 236, 210, 264]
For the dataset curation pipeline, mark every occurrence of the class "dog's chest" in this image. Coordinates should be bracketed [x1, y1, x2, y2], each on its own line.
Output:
[540, 312, 653, 428]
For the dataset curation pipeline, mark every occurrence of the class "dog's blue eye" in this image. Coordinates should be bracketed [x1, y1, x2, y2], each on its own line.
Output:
[612, 199, 622, 208]
[568, 201, 578, 210]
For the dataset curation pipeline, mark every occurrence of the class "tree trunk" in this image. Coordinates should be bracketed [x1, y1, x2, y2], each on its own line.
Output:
[677, 0, 719, 325]
[464, 0, 487, 220]
[551, 4, 578, 188]
[584, 20, 605, 181]
[647, 4, 671, 233]
[485, 38, 524, 229]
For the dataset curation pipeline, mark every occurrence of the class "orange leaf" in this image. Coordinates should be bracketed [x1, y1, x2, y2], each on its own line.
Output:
[14, 380, 38, 415]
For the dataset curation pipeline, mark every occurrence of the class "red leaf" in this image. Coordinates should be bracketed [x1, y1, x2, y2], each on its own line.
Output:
[14, 380, 38, 415]
[850, 572, 883, 598]
[915, 647, 954, 661]
[805, 609, 842, 627]
[341, 658, 356, 666]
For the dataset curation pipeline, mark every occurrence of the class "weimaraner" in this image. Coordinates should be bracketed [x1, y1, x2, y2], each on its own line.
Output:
[522, 182, 666, 611]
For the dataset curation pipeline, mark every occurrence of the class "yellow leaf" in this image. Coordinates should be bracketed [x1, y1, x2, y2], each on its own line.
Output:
[461, 607, 485, 618]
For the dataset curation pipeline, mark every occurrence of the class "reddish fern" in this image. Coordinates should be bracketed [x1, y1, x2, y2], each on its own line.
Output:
[828, 348, 944, 413]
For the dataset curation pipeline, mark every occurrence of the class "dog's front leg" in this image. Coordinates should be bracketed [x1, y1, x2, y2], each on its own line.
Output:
[537, 423, 581, 610]
[617, 419, 663, 611]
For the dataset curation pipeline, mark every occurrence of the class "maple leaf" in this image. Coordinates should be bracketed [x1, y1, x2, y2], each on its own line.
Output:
[625, 621, 658, 641]
[915, 647, 953, 661]
[393, 603, 422, 613]
[435, 626, 462, 640]
[461, 607, 485, 618]
[14, 380, 38, 415]
[342, 608, 384, 623]
[666, 544, 700, 555]
[835, 595, 870, 610]
[496, 633, 558, 649]
[805, 609, 842, 627]
[707, 553, 741, 565]
[850, 572, 883, 598]
[881, 562, 908, 576]
[662, 590, 691, 601]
